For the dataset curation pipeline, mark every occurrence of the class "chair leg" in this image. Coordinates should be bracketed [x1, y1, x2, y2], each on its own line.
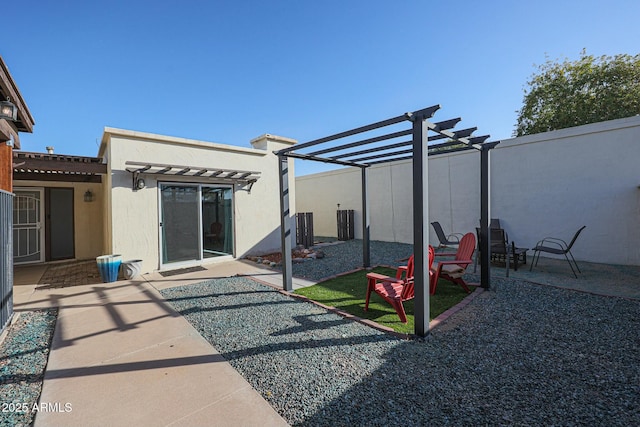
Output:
[390, 299, 408, 323]
[430, 269, 441, 295]
[505, 248, 510, 278]
[564, 254, 578, 278]
[364, 277, 375, 311]
[430, 280, 438, 295]
[568, 251, 581, 273]
[453, 278, 471, 293]
[529, 250, 540, 271]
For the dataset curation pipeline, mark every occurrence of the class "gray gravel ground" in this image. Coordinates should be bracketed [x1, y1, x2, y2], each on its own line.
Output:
[0, 309, 58, 427]
[290, 239, 413, 281]
[161, 276, 640, 426]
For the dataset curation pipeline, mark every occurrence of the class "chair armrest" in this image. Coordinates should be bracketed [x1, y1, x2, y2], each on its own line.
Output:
[535, 237, 568, 250]
[396, 265, 408, 280]
[435, 252, 457, 257]
[447, 233, 464, 242]
[437, 259, 473, 267]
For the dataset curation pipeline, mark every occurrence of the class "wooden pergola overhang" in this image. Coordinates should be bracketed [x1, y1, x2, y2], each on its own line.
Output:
[275, 104, 500, 337]
[13, 151, 107, 183]
[124, 161, 261, 190]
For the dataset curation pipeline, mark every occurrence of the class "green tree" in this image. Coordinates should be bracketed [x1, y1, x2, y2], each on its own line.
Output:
[514, 51, 640, 136]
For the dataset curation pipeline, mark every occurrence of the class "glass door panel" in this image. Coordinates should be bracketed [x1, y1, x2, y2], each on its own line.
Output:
[160, 185, 200, 265]
[202, 187, 233, 258]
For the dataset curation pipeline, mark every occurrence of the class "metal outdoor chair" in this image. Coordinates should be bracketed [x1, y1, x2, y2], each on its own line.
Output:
[530, 226, 586, 278]
[473, 227, 527, 277]
[431, 222, 464, 249]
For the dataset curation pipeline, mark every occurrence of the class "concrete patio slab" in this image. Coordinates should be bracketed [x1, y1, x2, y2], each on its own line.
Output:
[12, 260, 290, 427]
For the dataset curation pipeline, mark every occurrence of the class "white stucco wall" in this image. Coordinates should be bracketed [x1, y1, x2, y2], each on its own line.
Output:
[12, 180, 105, 260]
[99, 128, 296, 273]
[296, 116, 640, 265]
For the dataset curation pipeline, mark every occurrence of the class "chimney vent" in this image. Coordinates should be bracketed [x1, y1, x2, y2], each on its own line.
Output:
[46, 146, 54, 154]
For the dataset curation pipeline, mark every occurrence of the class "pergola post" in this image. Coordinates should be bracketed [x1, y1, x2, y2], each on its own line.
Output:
[412, 115, 430, 337]
[479, 145, 491, 289]
[278, 154, 293, 292]
[361, 166, 370, 268]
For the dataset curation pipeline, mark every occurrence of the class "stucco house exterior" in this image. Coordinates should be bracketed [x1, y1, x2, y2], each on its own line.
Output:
[12, 151, 107, 264]
[97, 128, 296, 274]
[13, 128, 297, 276]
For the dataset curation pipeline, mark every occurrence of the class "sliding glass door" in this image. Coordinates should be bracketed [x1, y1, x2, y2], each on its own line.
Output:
[160, 183, 234, 268]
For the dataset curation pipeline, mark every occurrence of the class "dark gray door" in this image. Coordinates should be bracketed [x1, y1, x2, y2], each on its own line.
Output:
[47, 188, 75, 260]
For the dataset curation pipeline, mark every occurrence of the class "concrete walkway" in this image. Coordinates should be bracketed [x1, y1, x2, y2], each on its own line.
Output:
[13, 260, 308, 427]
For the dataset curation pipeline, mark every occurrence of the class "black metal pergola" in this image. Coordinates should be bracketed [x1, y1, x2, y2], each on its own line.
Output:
[275, 105, 499, 337]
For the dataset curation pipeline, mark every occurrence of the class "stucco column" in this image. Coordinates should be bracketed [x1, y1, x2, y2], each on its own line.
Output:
[251, 133, 298, 250]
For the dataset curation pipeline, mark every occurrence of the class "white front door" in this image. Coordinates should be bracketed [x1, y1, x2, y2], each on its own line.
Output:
[13, 188, 45, 264]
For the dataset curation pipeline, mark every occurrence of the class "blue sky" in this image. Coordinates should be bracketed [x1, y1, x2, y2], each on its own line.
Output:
[4, 0, 639, 175]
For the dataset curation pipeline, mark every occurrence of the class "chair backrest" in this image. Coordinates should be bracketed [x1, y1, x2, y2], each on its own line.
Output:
[490, 228, 508, 255]
[566, 226, 587, 251]
[478, 218, 502, 229]
[430, 222, 447, 244]
[400, 246, 434, 300]
[455, 233, 476, 263]
[405, 255, 415, 280]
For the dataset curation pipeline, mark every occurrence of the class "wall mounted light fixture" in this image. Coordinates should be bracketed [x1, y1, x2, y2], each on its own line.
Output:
[0, 98, 17, 121]
[84, 189, 95, 202]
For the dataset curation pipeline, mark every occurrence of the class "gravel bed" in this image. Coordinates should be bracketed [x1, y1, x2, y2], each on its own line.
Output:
[290, 240, 413, 281]
[161, 277, 640, 426]
[0, 309, 58, 427]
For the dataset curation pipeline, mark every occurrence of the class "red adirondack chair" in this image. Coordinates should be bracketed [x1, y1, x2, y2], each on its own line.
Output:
[430, 232, 476, 295]
[364, 246, 435, 323]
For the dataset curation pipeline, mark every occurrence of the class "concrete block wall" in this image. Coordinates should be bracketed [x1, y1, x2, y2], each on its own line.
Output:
[296, 116, 640, 265]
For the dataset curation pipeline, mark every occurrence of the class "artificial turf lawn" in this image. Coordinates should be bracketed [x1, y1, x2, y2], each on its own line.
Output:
[294, 266, 473, 335]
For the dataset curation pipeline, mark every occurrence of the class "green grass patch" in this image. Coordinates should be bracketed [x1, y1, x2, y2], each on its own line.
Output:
[294, 266, 472, 335]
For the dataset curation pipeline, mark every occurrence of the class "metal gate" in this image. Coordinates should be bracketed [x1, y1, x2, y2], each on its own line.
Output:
[295, 212, 314, 248]
[337, 209, 355, 241]
[0, 190, 14, 333]
[13, 189, 44, 264]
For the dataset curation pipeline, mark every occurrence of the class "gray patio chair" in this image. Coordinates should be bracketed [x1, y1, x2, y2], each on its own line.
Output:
[431, 222, 464, 248]
[473, 227, 527, 277]
[530, 226, 586, 278]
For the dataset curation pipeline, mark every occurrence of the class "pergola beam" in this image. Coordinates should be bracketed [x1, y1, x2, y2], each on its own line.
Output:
[328, 118, 464, 161]
[278, 115, 410, 154]
[283, 152, 364, 168]
[348, 148, 413, 163]
[308, 129, 411, 157]
[330, 139, 412, 160]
